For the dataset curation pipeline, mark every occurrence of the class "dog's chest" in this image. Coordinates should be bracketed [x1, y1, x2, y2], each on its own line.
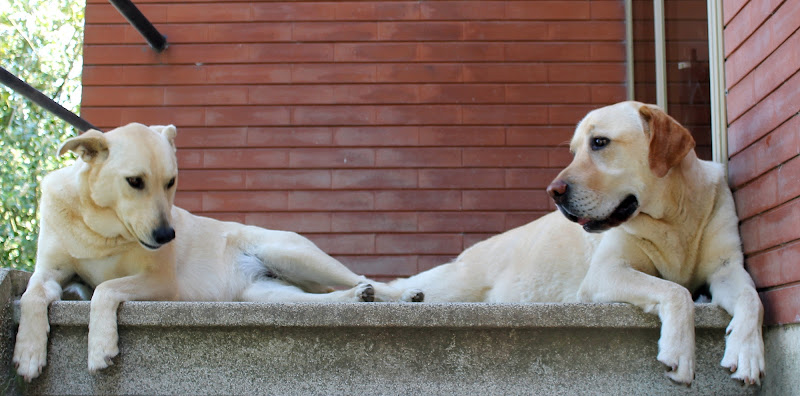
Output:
[73, 255, 139, 288]
[635, 231, 698, 287]
[57, 218, 133, 260]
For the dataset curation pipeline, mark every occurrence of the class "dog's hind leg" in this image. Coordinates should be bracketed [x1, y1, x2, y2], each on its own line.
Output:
[62, 276, 93, 300]
[390, 260, 484, 302]
[266, 248, 422, 302]
[246, 243, 368, 288]
[245, 231, 422, 301]
[241, 279, 375, 302]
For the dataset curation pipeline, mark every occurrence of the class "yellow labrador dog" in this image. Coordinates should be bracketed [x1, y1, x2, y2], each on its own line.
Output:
[392, 101, 764, 385]
[13, 123, 423, 381]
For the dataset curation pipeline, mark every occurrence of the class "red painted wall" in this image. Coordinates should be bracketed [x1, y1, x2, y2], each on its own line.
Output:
[80, 0, 628, 280]
[724, 0, 800, 325]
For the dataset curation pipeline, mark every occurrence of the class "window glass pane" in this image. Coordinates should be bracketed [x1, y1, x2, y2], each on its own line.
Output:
[633, 0, 712, 160]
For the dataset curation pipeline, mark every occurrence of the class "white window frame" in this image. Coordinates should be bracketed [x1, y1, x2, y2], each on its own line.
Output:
[707, 0, 728, 167]
[625, 0, 729, 168]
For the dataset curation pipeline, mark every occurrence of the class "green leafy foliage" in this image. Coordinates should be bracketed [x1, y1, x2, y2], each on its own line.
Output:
[1, 0, 84, 271]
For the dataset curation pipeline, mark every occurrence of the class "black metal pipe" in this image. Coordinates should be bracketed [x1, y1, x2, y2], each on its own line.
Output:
[108, 0, 168, 52]
[0, 67, 99, 132]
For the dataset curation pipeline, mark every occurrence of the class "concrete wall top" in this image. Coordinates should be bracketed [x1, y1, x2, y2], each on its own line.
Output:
[18, 300, 733, 330]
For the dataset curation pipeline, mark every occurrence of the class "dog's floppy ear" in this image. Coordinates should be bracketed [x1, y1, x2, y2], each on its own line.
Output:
[150, 124, 177, 152]
[58, 130, 109, 163]
[639, 105, 695, 178]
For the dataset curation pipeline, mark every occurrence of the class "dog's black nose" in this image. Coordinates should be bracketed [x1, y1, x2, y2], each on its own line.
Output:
[547, 180, 569, 203]
[152, 225, 175, 245]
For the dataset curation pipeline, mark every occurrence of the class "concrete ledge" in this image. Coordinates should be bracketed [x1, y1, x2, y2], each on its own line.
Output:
[19, 300, 734, 329]
[1, 269, 765, 395]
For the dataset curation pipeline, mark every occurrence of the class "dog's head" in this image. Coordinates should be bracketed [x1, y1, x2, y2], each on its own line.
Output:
[547, 101, 695, 233]
[59, 123, 179, 250]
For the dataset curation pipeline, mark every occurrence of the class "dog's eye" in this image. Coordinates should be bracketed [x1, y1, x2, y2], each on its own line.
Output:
[590, 137, 610, 151]
[126, 177, 145, 190]
[166, 177, 176, 189]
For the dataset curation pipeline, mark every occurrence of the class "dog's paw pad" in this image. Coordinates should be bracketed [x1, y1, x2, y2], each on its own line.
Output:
[664, 368, 694, 386]
[356, 283, 375, 302]
[14, 355, 46, 382]
[13, 334, 48, 382]
[723, 354, 764, 386]
[721, 329, 765, 386]
[87, 339, 119, 373]
[658, 352, 694, 385]
[731, 370, 762, 386]
[87, 352, 117, 373]
[402, 289, 424, 302]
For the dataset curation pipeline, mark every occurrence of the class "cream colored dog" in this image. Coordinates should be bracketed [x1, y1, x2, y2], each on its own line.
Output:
[13, 123, 423, 381]
[392, 101, 764, 385]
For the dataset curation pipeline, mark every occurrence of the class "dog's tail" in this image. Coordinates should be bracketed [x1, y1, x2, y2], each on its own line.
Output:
[237, 253, 279, 282]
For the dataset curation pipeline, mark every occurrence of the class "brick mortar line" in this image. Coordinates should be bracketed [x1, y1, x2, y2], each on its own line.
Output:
[725, 5, 800, 94]
[722, 0, 791, 74]
[731, 151, 800, 192]
[726, 38, 800, 126]
[734, 163, 800, 223]
[745, 236, 800, 262]
[757, 280, 800, 294]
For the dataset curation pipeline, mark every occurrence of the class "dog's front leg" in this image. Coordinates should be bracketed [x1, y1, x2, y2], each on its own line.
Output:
[708, 259, 765, 385]
[13, 268, 73, 381]
[88, 273, 175, 373]
[578, 251, 696, 385]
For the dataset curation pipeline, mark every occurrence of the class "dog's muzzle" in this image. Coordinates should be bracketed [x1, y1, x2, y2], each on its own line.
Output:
[563, 195, 639, 233]
[547, 180, 639, 233]
[139, 224, 175, 250]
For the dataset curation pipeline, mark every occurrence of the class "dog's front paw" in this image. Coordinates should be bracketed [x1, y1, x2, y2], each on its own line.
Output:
[355, 283, 375, 302]
[721, 324, 765, 385]
[401, 288, 424, 302]
[13, 326, 49, 382]
[657, 347, 694, 385]
[87, 326, 119, 373]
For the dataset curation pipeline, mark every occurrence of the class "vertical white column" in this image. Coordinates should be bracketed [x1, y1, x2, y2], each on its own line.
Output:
[707, 0, 729, 168]
[653, 0, 667, 111]
[625, 0, 635, 100]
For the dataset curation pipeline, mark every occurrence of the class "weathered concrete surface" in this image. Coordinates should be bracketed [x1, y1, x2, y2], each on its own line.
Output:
[1, 269, 29, 395]
[762, 323, 800, 395]
[0, 269, 774, 395]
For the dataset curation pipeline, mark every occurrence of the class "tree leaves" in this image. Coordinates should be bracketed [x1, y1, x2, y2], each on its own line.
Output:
[1, 0, 84, 271]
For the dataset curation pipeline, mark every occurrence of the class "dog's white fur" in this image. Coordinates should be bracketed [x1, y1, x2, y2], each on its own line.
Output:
[392, 101, 765, 385]
[13, 123, 422, 381]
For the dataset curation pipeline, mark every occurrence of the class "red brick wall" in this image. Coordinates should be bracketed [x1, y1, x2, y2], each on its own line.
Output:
[724, 0, 800, 325]
[81, 0, 628, 280]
